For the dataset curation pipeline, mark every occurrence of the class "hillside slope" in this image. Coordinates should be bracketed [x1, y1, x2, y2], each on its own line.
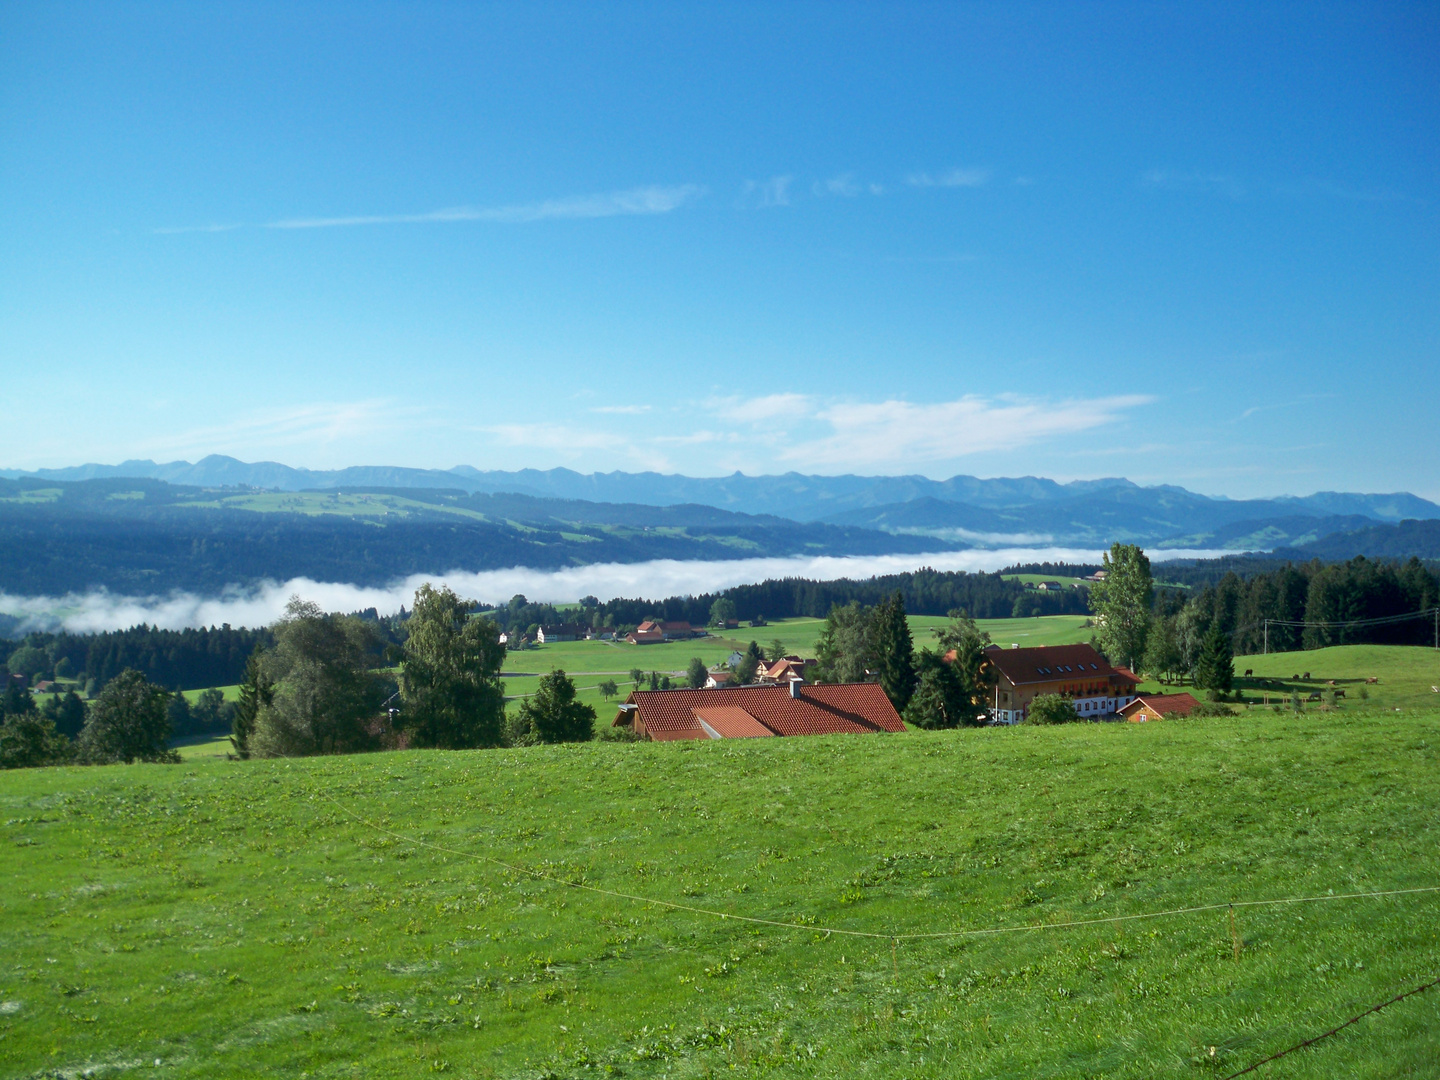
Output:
[0, 478, 958, 594]
[2, 707, 1437, 1078]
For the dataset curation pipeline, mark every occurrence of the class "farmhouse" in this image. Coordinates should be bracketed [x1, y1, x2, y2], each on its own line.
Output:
[627, 619, 700, 644]
[536, 623, 585, 643]
[758, 656, 816, 684]
[704, 670, 737, 688]
[980, 643, 1139, 724]
[1118, 693, 1200, 722]
[613, 681, 904, 741]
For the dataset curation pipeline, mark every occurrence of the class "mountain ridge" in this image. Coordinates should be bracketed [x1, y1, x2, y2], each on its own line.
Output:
[5, 454, 1436, 526]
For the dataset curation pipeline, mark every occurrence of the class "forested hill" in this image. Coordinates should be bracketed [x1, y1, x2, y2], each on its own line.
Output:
[0, 478, 960, 595]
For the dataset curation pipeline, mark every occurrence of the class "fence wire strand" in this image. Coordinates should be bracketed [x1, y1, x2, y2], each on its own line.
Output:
[315, 790, 1440, 943]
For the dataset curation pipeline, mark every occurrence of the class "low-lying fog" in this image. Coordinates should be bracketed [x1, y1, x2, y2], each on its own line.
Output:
[0, 548, 1238, 633]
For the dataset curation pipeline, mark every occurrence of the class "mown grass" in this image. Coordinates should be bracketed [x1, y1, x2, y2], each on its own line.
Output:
[4, 676, 1439, 1078]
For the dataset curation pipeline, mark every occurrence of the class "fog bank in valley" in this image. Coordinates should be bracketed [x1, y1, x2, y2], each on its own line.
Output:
[0, 548, 1234, 634]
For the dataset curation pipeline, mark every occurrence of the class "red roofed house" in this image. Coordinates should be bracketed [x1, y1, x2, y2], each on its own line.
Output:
[627, 619, 698, 644]
[758, 656, 815, 684]
[626, 620, 666, 645]
[980, 643, 1139, 724]
[613, 681, 904, 741]
[1118, 692, 1200, 722]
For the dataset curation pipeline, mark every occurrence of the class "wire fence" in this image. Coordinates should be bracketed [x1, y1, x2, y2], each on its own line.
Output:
[317, 788, 1440, 1074]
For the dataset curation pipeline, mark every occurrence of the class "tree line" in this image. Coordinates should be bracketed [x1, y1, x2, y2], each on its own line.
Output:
[1088, 548, 1440, 697]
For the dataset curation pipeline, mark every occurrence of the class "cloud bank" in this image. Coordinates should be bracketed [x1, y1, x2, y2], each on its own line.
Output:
[0, 548, 1234, 634]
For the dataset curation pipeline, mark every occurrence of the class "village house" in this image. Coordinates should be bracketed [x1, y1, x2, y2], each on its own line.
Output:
[626, 619, 700, 644]
[704, 670, 737, 688]
[757, 656, 815, 684]
[980, 643, 1139, 724]
[536, 623, 586, 643]
[613, 681, 904, 741]
[1118, 692, 1200, 722]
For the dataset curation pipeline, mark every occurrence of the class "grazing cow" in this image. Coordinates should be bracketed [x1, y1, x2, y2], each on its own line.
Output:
[1366, 676, 1379, 684]
[1303, 672, 1311, 680]
[1335, 689, 1346, 698]
[1244, 669, 1253, 677]
[1292, 674, 1300, 680]
[1307, 691, 1322, 701]
[1326, 680, 1337, 686]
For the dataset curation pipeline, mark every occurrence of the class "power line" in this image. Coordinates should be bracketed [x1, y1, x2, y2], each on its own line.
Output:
[1221, 972, 1440, 1078]
[315, 790, 1440, 943]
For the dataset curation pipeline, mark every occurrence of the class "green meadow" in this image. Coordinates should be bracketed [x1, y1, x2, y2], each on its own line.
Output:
[4, 647, 1440, 1079]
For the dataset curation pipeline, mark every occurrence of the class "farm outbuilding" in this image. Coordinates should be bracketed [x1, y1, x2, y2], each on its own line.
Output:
[1119, 693, 1201, 722]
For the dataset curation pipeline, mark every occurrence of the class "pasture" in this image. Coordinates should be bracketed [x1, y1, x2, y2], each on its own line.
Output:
[4, 683, 1439, 1078]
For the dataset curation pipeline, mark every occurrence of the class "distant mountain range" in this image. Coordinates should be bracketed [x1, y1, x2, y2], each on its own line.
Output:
[0, 476, 957, 595]
[5, 454, 1437, 549]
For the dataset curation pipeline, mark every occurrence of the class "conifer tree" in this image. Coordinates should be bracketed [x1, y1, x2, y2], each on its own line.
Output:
[873, 592, 916, 711]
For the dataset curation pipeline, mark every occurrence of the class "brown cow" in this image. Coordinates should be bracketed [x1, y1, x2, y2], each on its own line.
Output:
[1244, 668, 1253, 676]
[1366, 676, 1379, 684]
[1303, 672, 1311, 680]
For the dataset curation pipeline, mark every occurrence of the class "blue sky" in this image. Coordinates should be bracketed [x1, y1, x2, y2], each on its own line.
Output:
[1, 2, 1436, 498]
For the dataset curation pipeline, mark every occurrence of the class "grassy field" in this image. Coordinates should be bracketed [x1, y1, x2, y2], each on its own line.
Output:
[1133, 645, 1440, 711]
[4, 670, 1439, 1078]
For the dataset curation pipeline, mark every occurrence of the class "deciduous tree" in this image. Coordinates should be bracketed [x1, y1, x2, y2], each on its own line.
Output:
[1089, 544, 1154, 671]
[78, 669, 178, 763]
[398, 583, 507, 749]
[813, 602, 876, 684]
[251, 598, 385, 757]
[686, 657, 708, 689]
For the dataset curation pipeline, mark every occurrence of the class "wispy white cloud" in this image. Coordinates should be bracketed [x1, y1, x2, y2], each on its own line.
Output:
[743, 175, 793, 208]
[907, 167, 990, 188]
[156, 185, 705, 234]
[590, 404, 652, 415]
[779, 394, 1154, 469]
[139, 400, 407, 458]
[152, 222, 245, 235]
[1140, 170, 1246, 200]
[817, 174, 861, 197]
[706, 392, 812, 423]
[484, 422, 673, 472]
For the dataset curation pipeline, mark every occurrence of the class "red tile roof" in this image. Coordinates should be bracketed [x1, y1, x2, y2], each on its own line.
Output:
[616, 683, 905, 741]
[692, 706, 775, 738]
[1120, 693, 1200, 719]
[984, 643, 1136, 687]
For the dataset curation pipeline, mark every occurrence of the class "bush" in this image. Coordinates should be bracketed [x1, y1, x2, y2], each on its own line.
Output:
[1024, 694, 1077, 725]
[509, 669, 595, 745]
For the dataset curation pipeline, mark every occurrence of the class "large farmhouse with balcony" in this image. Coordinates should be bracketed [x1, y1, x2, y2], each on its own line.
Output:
[982, 643, 1139, 723]
[612, 681, 904, 741]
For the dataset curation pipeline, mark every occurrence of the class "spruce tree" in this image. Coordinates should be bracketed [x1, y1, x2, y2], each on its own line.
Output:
[230, 650, 272, 760]
[873, 592, 916, 711]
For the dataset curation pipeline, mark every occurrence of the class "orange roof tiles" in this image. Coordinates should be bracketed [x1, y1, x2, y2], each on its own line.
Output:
[1120, 692, 1200, 719]
[692, 706, 774, 739]
[616, 683, 904, 741]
